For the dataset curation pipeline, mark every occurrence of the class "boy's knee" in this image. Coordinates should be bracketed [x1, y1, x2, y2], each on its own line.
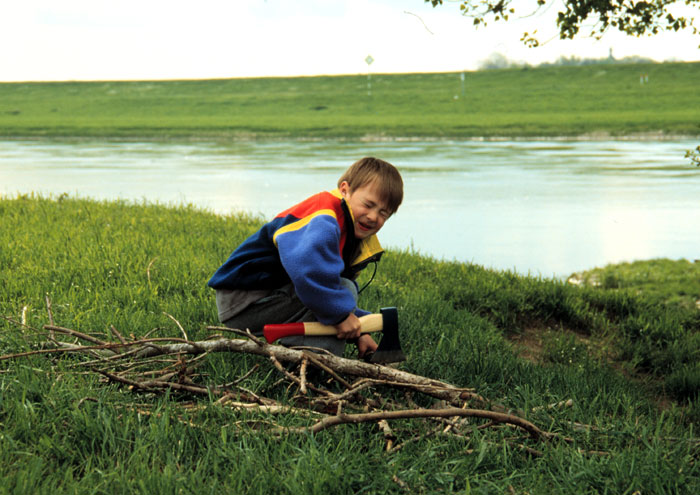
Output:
[340, 277, 359, 302]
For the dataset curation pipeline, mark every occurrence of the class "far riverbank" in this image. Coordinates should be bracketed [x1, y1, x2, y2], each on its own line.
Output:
[1, 62, 699, 139]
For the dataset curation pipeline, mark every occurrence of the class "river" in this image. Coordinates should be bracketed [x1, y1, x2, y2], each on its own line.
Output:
[1, 138, 698, 278]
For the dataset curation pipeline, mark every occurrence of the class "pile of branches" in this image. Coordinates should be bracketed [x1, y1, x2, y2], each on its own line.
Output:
[2, 311, 575, 454]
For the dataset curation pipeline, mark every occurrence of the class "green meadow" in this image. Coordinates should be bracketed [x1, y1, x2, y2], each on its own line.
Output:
[1, 196, 698, 494]
[1, 61, 699, 139]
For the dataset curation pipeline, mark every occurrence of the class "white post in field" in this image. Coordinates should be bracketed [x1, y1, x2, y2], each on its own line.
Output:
[365, 55, 374, 97]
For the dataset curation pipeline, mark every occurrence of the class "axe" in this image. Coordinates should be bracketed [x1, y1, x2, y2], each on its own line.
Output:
[263, 307, 405, 364]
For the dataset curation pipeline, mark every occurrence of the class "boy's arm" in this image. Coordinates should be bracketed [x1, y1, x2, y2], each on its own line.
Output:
[275, 214, 357, 325]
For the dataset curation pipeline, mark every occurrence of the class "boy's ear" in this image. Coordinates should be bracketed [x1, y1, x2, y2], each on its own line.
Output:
[339, 181, 351, 197]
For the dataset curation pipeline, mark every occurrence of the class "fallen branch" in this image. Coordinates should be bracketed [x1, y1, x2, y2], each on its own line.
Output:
[2, 318, 573, 449]
[108, 336, 488, 406]
[273, 407, 553, 440]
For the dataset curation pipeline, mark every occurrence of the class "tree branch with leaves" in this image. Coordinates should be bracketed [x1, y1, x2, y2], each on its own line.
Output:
[426, 0, 698, 45]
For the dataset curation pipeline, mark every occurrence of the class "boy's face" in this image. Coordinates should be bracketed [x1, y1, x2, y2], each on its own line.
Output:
[339, 180, 392, 239]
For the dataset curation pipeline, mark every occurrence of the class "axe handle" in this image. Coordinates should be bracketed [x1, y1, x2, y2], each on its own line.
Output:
[303, 313, 383, 336]
[263, 313, 383, 343]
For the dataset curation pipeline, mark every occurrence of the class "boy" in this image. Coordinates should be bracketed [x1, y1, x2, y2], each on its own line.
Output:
[208, 157, 403, 358]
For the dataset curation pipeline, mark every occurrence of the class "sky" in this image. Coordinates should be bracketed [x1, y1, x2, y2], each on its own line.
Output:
[1, 0, 699, 82]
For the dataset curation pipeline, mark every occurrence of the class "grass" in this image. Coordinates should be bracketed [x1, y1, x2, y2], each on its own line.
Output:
[1, 195, 698, 493]
[569, 259, 700, 310]
[1, 62, 700, 139]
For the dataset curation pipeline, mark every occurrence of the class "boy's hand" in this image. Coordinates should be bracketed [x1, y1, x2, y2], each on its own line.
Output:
[356, 334, 378, 359]
[334, 313, 361, 340]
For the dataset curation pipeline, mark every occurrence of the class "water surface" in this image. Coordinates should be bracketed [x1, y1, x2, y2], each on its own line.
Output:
[2, 138, 698, 278]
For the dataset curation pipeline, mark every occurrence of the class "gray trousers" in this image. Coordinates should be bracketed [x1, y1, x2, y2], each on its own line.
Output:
[219, 278, 358, 356]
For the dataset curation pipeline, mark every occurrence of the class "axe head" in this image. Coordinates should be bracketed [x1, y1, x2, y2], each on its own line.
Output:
[367, 307, 405, 364]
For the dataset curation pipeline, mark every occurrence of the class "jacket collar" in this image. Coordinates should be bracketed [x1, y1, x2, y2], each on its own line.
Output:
[331, 188, 384, 267]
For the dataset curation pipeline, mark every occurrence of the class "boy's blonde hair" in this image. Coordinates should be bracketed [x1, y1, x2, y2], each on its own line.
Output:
[338, 157, 403, 214]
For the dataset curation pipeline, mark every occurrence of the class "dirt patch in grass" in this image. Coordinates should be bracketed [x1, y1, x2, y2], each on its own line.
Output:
[507, 326, 547, 363]
[506, 321, 600, 365]
[507, 324, 683, 414]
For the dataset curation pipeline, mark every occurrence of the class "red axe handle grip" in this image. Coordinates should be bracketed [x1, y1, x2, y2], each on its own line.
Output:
[263, 313, 384, 343]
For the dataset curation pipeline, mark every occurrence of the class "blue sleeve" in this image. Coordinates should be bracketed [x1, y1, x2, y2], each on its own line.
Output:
[275, 214, 357, 325]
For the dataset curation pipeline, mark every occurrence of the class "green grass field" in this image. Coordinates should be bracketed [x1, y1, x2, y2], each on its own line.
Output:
[1, 62, 698, 492]
[1, 62, 699, 139]
[1, 196, 698, 494]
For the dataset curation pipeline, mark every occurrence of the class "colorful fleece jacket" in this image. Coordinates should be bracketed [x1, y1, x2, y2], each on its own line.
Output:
[207, 189, 384, 325]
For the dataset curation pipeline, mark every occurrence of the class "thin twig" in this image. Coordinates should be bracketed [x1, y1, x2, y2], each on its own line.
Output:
[378, 419, 396, 451]
[245, 328, 265, 346]
[218, 399, 323, 416]
[443, 401, 469, 434]
[532, 398, 574, 412]
[302, 351, 352, 390]
[299, 357, 308, 395]
[206, 325, 265, 347]
[0, 335, 199, 362]
[164, 312, 188, 341]
[1, 343, 120, 361]
[404, 10, 434, 34]
[1, 315, 41, 332]
[45, 294, 55, 337]
[44, 325, 108, 346]
[97, 368, 221, 397]
[310, 380, 380, 410]
[220, 386, 279, 407]
[142, 327, 161, 339]
[289, 345, 336, 357]
[76, 346, 172, 367]
[269, 354, 303, 389]
[230, 364, 260, 386]
[510, 442, 544, 458]
[110, 325, 128, 345]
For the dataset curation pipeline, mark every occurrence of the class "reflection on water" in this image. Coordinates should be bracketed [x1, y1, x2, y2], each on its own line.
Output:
[1, 138, 699, 278]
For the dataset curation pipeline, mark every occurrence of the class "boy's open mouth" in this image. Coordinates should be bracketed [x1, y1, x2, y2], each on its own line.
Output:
[357, 221, 374, 232]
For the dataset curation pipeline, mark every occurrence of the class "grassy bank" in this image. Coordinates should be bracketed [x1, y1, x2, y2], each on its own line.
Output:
[1, 62, 700, 139]
[1, 196, 698, 493]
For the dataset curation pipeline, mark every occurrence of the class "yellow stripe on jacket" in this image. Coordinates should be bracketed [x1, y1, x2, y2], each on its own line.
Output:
[272, 209, 338, 247]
